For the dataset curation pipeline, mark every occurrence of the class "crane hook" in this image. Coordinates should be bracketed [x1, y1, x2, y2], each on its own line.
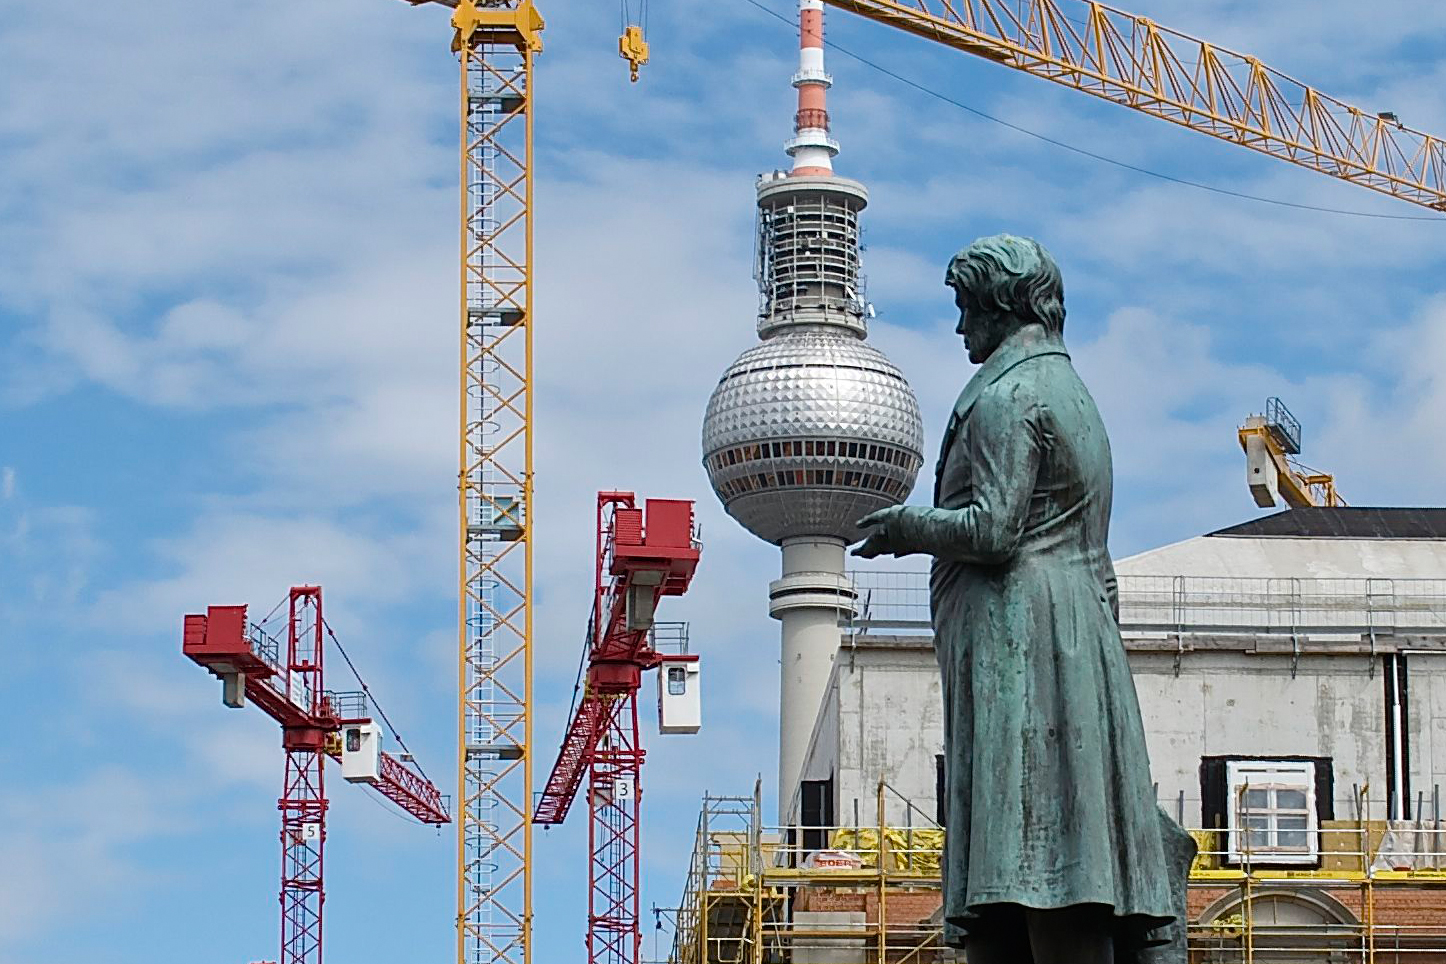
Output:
[619, 23, 649, 82]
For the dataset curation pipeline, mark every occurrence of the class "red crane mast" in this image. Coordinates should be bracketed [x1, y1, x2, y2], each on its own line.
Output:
[534, 492, 702, 964]
[183, 585, 450, 964]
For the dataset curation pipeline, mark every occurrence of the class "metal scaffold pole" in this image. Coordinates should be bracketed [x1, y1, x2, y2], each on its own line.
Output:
[454, 4, 541, 963]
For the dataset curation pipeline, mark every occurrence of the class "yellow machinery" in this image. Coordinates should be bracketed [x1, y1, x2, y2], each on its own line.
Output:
[1239, 397, 1345, 509]
[381, 2, 1442, 963]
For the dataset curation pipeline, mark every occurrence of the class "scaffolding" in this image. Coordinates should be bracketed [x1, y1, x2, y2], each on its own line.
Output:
[666, 783, 1446, 964]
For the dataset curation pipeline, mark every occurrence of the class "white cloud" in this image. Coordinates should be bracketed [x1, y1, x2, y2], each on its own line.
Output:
[91, 510, 446, 636]
[0, 769, 188, 949]
[0, 499, 100, 628]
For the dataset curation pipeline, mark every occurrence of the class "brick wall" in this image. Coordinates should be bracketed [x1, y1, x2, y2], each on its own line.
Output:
[790, 883, 1446, 962]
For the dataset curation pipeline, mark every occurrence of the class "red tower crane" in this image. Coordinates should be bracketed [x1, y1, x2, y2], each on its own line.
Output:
[183, 585, 451, 964]
[533, 492, 702, 964]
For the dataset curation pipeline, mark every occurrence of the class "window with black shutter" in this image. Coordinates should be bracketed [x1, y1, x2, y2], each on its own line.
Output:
[801, 775, 835, 853]
[1199, 755, 1333, 867]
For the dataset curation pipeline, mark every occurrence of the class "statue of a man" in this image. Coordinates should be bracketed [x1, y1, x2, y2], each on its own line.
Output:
[854, 235, 1186, 964]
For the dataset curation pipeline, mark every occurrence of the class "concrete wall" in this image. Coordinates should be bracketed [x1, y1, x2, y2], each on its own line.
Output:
[1130, 650, 1385, 820]
[1410, 651, 1446, 819]
[794, 637, 1446, 831]
[796, 637, 942, 828]
[1134, 644, 1446, 823]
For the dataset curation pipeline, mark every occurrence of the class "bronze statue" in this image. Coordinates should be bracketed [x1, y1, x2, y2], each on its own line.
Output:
[854, 235, 1192, 964]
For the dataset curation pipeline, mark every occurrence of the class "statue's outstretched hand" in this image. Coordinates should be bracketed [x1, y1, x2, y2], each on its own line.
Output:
[853, 506, 907, 558]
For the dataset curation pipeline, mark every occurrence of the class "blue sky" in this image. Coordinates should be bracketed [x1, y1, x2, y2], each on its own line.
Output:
[2, 0, 1445, 961]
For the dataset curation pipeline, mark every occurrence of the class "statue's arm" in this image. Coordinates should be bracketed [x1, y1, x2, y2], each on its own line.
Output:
[894, 386, 1044, 565]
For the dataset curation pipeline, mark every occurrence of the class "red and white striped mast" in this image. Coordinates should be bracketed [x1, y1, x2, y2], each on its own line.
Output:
[786, 0, 840, 176]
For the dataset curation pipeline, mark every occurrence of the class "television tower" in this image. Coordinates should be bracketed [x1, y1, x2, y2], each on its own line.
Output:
[700, 0, 924, 822]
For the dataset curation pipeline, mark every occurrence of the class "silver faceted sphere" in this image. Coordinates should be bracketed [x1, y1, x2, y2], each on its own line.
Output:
[701, 328, 925, 545]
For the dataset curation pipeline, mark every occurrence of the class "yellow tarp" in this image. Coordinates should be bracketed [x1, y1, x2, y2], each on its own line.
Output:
[828, 827, 945, 876]
[1189, 829, 1219, 871]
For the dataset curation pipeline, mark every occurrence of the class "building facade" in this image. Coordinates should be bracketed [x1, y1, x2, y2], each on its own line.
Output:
[672, 508, 1446, 963]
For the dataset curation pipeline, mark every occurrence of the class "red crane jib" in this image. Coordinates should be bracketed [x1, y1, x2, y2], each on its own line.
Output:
[533, 496, 700, 827]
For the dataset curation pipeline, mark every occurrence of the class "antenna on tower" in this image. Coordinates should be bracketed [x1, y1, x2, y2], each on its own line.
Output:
[786, 0, 839, 174]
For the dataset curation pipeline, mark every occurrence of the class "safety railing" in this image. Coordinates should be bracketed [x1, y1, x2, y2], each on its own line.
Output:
[845, 570, 1446, 639]
[650, 621, 691, 656]
[323, 690, 369, 721]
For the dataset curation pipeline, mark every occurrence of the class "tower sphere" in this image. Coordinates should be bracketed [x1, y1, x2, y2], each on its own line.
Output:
[702, 327, 924, 545]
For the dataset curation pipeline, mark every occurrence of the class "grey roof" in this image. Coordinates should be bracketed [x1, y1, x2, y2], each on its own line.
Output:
[1209, 507, 1446, 540]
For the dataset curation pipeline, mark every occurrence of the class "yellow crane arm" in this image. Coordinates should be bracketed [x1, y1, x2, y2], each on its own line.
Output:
[1239, 403, 1345, 510]
[823, 0, 1446, 212]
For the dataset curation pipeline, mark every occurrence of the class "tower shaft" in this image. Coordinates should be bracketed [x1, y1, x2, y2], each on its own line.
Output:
[770, 537, 856, 820]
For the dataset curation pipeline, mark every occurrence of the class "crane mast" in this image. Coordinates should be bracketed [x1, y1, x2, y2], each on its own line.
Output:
[445, 6, 541, 964]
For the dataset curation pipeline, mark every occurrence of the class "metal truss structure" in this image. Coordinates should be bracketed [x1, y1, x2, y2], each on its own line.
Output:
[452, 6, 541, 964]
[534, 493, 701, 964]
[825, 0, 1446, 211]
[669, 783, 1446, 964]
[280, 589, 327, 964]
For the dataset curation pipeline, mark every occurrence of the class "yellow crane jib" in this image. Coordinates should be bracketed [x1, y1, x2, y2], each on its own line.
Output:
[1239, 397, 1344, 510]
[821, 0, 1446, 212]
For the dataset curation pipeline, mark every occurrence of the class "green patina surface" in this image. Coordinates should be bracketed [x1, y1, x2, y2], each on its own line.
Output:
[856, 235, 1194, 960]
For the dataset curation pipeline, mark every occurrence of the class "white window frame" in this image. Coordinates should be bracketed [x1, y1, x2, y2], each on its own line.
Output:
[1225, 760, 1318, 865]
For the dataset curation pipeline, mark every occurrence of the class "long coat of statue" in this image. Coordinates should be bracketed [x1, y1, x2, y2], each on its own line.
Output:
[885, 324, 1175, 946]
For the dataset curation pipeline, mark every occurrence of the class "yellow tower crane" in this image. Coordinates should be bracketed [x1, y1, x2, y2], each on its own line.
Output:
[384, 3, 1438, 964]
[1239, 397, 1345, 509]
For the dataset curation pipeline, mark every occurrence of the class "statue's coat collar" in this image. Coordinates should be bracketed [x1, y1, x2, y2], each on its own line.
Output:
[934, 326, 1069, 491]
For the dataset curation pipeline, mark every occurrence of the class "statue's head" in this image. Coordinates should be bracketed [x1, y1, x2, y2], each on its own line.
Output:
[945, 234, 1065, 364]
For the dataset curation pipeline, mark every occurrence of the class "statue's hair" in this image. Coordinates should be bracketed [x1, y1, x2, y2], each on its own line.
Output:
[945, 234, 1065, 336]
